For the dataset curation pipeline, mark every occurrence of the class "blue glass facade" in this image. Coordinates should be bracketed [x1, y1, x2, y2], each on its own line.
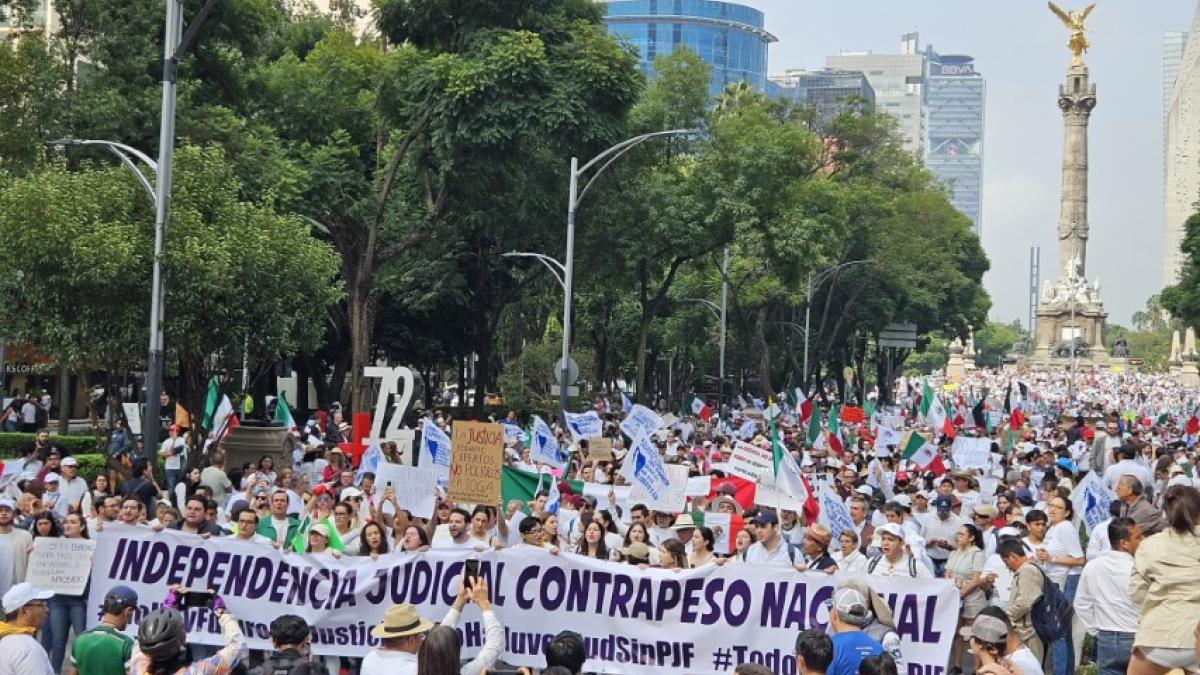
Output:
[600, 1, 777, 97]
[925, 49, 985, 236]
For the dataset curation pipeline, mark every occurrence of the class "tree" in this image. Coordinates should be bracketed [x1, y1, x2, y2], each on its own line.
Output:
[1162, 212, 1200, 326]
[0, 145, 342, 421]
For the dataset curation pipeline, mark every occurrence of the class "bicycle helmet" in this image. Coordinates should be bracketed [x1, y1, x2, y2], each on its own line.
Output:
[138, 608, 186, 659]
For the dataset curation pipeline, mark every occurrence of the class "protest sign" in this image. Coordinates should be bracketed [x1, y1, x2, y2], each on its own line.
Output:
[502, 423, 525, 445]
[1071, 470, 1117, 535]
[873, 426, 903, 452]
[375, 461, 438, 518]
[728, 441, 774, 483]
[421, 419, 452, 474]
[28, 537, 97, 594]
[686, 476, 713, 497]
[564, 411, 603, 442]
[449, 421, 504, 505]
[123, 402, 142, 435]
[704, 512, 732, 553]
[817, 486, 854, 543]
[529, 416, 563, 468]
[620, 405, 664, 442]
[619, 434, 671, 501]
[588, 437, 614, 462]
[631, 464, 689, 512]
[89, 527, 960, 674]
[951, 437, 991, 470]
[753, 485, 806, 513]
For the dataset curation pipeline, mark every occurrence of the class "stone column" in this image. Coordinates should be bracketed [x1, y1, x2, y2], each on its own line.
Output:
[1056, 63, 1096, 278]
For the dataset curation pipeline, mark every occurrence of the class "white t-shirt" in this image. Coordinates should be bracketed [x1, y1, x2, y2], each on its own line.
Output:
[1009, 645, 1044, 675]
[1042, 520, 1084, 582]
[160, 438, 185, 471]
[1103, 460, 1152, 493]
[20, 402, 37, 424]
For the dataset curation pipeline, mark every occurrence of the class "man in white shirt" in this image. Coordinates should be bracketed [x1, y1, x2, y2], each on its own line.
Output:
[1103, 445, 1152, 494]
[362, 604, 432, 675]
[1074, 518, 1142, 675]
[1085, 500, 1123, 560]
[743, 511, 794, 565]
[19, 400, 38, 433]
[867, 523, 932, 578]
[0, 582, 54, 674]
[922, 496, 961, 577]
[57, 457, 89, 516]
[431, 507, 479, 550]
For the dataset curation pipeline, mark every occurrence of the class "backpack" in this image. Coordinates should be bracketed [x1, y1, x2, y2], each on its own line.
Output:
[867, 554, 917, 577]
[1029, 565, 1074, 646]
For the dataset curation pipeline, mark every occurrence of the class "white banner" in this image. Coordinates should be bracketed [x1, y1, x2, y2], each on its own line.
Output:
[88, 527, 960, 674]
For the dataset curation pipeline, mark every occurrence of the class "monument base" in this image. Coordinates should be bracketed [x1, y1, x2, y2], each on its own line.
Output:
[1030, 305, 1109, 370]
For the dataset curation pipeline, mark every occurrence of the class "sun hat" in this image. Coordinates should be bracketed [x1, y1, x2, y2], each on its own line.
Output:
[370, 604, 434, 639]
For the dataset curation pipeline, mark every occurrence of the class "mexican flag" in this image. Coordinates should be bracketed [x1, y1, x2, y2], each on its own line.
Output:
[290, 514, 344, 553]
[770, 417, 818, 523]
[501, 466, 584, 507]
[901, 431, 938, 468]
[799, 397, 813, 424]
[690, 394, 713, 422]
[806, 409, 823, 447]
[274, 392, 297, 431]
[826, 404, 844, 454]
[920, 379, 954, 438]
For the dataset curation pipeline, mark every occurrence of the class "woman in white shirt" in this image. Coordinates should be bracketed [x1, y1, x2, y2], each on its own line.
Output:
[1037, 495, 1085, 675]
[831, 530, 868, 573]
[688, 527, 717, 568]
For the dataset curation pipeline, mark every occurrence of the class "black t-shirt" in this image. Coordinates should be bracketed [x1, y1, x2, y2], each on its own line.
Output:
[123, 477, 158, 513]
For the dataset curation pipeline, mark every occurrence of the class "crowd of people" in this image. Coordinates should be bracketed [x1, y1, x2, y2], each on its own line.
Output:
[0, 368, 1199, 675]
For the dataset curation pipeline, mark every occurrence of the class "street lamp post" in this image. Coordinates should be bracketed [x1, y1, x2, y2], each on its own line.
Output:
[49, 0, 219, 450]
[719, 246, 729, 416]
[557, 129, 698, 418]
[802, 259, 875, 393]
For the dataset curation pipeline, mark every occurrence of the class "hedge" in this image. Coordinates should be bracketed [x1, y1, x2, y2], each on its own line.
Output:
[0, 433, 100, 457]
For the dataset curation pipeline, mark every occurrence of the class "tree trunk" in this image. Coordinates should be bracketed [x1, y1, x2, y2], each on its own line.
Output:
[634, 315, 652, 403]
[753, 305, 773, 397]
[347, 276, 376, 414]
[56, 365, 70, 434]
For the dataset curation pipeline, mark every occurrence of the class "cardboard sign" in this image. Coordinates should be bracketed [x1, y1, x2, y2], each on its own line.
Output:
[449, 421, 504, 505]
[27, 537, 97, 594]
[376, 461, 438, 518]
[951, 437, 991, 470]
[588, 437, 614, 462]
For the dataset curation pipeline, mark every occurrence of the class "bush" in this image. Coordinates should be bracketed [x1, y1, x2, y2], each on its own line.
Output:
[0, 433, 100, 457]
[72, 453, 109, 487]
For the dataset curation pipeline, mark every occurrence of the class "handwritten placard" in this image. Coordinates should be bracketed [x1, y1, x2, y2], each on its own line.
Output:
[728, 441, 774, 483]
[449, 421, 504, 505]
[589, 437, 614, 462]
[27, 537, 97, 594]
[630, 463, 689, 512]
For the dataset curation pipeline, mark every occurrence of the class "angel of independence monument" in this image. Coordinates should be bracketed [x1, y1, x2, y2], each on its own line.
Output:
[1031, 3, 1124, 367]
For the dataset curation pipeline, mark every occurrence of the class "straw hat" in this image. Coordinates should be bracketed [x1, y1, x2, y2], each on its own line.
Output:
[370, 604, 434, 639]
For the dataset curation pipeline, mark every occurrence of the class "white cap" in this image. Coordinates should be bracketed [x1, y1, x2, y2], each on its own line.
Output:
[855, 485, 873, 496]
[2, 582, 52, 613]
[893, 494, 912, 508]
[877, 523, 905, 540]
[341, 487, 364, 499]
[832, 587, 869, 617]
[0, 498, 14, 510]
[43, 472, 60, 483]
[60, 457, 77, 467]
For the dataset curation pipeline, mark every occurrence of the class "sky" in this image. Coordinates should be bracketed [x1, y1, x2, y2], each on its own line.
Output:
[735, 0, 1197, 327]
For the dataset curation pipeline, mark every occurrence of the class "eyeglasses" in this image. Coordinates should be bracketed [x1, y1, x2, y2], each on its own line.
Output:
[25, 602, 47, 609]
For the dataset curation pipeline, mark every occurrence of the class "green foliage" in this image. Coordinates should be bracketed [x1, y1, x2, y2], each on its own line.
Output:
[975, 320, 1025, 368]
[0, 433, 99, 456]
[496, 341, 594, 415]
[1162, 213, 1200, 326]
[0, 31, 68, 174]
[0, 146, 342, 374]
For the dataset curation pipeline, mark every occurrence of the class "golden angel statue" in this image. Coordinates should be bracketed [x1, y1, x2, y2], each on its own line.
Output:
[1048, 2, 1097, 65]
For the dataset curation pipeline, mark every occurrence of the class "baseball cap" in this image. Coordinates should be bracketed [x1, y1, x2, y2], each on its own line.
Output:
[341, 487, 364, 499]
[0, 498, 15, 511]
[43, 472, 60, 483]
[933, 495, 953, 510]
[959, 614, 1009, 643]
[832, 587, 869, 618]
[60, 457, 77, 467]
[753, 511, 779, 526]
[2, 582, 53, 613]
[893, 494, 912, 509]
[877, 523, 905, 540]
[855, 485, 873, 497]
[104, 585, 139, 610]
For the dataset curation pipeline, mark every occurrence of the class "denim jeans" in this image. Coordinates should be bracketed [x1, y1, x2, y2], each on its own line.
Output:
[42, 593, 87, 672]
[165, 468, 182, 497]
[1096, 630, 1135, 675]
[1051, 574, 1080, 675]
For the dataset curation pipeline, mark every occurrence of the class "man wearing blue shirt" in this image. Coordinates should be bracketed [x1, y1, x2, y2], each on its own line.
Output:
[827, 587, 885, 675]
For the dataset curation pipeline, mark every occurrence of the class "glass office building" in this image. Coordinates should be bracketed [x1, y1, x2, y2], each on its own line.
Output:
[600, 0, 777, 97]
[924, 49, 985, 236]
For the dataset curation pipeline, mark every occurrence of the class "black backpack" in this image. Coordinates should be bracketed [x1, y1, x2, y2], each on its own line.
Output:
[1029, 565, 1074, 645]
